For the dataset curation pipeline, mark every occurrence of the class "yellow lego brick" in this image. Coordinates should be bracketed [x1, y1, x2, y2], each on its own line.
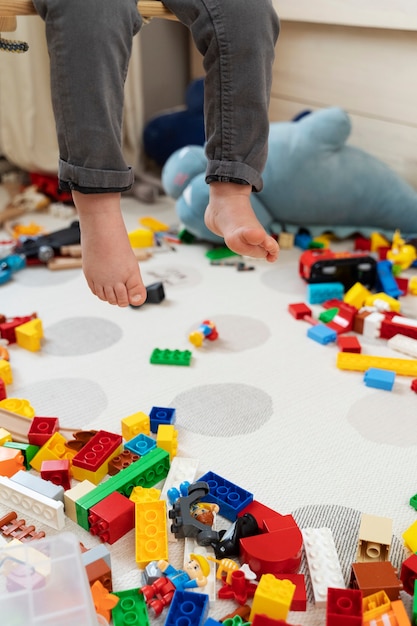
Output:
[402, 519, 417, 553]
[156, 424, 178, 461]
[29, 432, 68, 472]
[0, 427, 12, 445]
[0, 360, 13, 385]
[135, 499, 168, 568]
[129, 486, 161, 504]
[343, 282, 372, 309]
[128, 228, 154, 248]
[0, 398, 35, 417]
[71, 443, 123, 485]
[364, 293, 401, 313]
[139, 216, 169, 232]
[15, 318, 44, 352]
[121, 411, 150, 441]
[370, 232, 390, 252]
[337, 352, 417, 377]
[250, 574, 295, 622]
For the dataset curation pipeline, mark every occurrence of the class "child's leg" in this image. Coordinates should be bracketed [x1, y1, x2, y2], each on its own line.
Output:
[33, 0, 145, 306]
[73, 191, 146, 307]
[164, 0, 280, 260]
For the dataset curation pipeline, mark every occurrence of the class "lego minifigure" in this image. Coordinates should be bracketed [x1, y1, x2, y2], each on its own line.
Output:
[140, 554, 210, 616]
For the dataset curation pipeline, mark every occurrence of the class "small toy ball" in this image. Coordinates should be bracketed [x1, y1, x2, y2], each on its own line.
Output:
[189, 320, 218, 347]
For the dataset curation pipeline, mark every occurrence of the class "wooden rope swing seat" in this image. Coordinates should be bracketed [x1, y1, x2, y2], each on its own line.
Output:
[0, 0, 178, 52]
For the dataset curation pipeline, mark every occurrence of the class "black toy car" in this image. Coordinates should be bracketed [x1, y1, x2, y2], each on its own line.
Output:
[14, 220, 81, 262]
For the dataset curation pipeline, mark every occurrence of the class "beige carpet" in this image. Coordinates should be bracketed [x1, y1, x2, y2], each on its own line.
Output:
[0, 188, 416, 625]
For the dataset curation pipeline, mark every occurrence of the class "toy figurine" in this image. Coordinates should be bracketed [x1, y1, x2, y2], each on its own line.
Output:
[190, 501, 220, 527]
[189, 320, 218, 347]
[140, 554, 210, 616]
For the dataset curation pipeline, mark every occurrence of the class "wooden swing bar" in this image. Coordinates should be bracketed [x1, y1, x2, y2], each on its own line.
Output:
[0, 0, 178, 22]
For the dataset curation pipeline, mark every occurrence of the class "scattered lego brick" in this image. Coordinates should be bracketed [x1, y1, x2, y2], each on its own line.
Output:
[150, 348, 192, 366]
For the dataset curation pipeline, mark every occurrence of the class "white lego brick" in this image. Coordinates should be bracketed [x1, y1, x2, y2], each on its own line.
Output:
[362, 311, 384, 338]
[388, 334, 417, 359]
[160, 456, 199, 543]
[11, 469, 64, 502]
[302, 527, 345, 607]
[0, 476, 65, 530]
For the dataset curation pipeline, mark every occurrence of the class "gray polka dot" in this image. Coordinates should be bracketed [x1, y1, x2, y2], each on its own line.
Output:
[43, 317, 122, 356]
[187, 315, 270, 352]
[261, 264, 307, 297]
[13, 265, 80, 287]
[142, 264, 202, 289]
[347, 390, 417, 446]
[13, 378, 107, 427]
[171, 383, 273, 436]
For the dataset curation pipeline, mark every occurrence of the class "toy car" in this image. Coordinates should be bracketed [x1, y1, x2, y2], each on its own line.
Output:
[13, 221, 80, 263]
[299, 248, 377, 289]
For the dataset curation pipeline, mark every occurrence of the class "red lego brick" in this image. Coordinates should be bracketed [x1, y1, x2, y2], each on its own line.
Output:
[27, 416, 60, 447]
[0, 314, 37, 343]
[337, 335, 362, 353]
[288, 303, 312, 320]
[354, 236, 371, 251]
[411, 379, 417, 394]
[88, 491, 135, 544]
[400, 552, 417, 595]
[326, 587, 363, 626]
[41, 459, 71, 490]
[240, 515, 303, 578]
[274, 573, 306, 611]
[0, 378, 6, 401]
[379, 313, 417, 341]
[71, 430, 122, 472]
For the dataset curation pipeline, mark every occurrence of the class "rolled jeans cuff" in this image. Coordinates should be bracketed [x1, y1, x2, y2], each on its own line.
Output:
[205, 160, 263, 192]
[58, 159, 134, 193]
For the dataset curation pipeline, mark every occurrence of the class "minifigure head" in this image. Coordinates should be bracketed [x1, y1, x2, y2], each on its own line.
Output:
[185, 553, 210, 579]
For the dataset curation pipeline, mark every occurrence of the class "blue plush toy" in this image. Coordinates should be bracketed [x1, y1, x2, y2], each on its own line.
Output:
[162, 107, 417, 242]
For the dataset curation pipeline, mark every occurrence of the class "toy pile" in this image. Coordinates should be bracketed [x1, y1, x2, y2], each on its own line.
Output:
[1, 297, 417, 626]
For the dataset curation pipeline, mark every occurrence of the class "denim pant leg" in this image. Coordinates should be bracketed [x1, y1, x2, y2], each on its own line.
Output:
[164, 0, 280, 191]
[33, 0, 141, 193]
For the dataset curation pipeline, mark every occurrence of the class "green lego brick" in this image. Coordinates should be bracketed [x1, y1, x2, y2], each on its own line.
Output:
[205, 247, 238, 260]
[4, 441, 39, 469]
[75, 447, 170, 530]
[112, 588, 150, 626]
[150, 348, 192, 366]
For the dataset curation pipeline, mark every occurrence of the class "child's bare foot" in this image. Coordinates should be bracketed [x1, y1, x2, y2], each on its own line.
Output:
[73, 191, 147, 307]
[204, 182, 279, 262]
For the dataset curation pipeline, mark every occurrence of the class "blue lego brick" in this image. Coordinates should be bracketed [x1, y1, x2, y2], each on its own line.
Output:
[112, 588, 149, 626]
[363, 367, 395, 391]
[164, 591, 209, 626]
[196, 471, 253, 521]
[307, 323, 337, 345]
[125, 433, 156, 456]
[149, 406, 176, 434]
[204, 620, 223, 626]
[375, 260, 404, 298]
[294, 232, 313, 250]
[307, 281, 345, 304]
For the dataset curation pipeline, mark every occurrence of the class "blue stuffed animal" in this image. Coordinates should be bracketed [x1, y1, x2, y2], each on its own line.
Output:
[162, 107, 417, 242]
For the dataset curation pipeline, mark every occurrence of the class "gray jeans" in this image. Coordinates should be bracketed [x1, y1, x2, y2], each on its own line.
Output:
[33, 0, 279, 194]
